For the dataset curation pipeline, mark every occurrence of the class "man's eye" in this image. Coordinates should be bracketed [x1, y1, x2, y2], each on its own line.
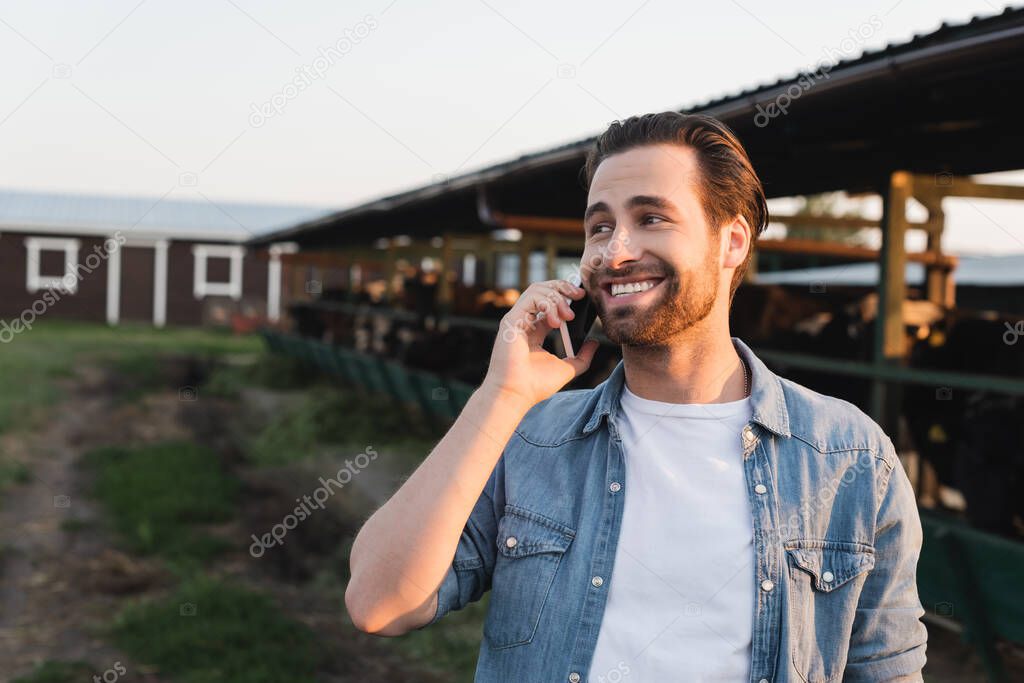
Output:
[642, 214, 665, 225]
[589, 224, 612, 235]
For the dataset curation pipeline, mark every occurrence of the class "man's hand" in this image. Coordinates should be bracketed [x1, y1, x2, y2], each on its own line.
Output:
[483, 279, 600, 408]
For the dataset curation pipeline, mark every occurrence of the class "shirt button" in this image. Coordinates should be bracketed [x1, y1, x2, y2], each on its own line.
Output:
[754, 483, 767, 494]
[759, 679, 769, 683]
[761, 579, 775, 592]
[569, 673, 581, 683]
[505, 536, 517, 548]
[609, 481, 622, 493]
[822, 570, 835, 583]
[591, 576, 604, 587]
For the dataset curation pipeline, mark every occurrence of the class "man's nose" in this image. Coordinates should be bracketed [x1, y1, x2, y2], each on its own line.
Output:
[605, 227, 642, 269]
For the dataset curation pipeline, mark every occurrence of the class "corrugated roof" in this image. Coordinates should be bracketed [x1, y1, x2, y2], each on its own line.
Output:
[753, 254, 1024, 287]
[0, 188, 327, 242]
[685, 6, 1024, 113]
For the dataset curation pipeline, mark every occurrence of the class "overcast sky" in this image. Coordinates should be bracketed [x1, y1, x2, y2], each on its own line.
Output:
[2, 0, 1022, 254]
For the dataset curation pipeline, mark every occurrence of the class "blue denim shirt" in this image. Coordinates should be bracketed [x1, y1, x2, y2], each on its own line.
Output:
[424, 337, 928, 682]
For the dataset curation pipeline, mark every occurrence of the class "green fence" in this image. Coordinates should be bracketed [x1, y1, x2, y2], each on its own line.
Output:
[261, 329, 475, 425]
[918, 509, 1024, 681]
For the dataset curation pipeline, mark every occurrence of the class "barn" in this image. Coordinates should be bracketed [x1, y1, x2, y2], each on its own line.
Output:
[0, 188, 323, 329]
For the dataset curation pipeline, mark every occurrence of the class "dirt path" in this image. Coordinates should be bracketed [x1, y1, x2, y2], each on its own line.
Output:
[0, 367, 186, 679]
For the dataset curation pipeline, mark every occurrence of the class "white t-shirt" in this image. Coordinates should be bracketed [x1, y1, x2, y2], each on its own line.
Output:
[588, 384, 756, 683]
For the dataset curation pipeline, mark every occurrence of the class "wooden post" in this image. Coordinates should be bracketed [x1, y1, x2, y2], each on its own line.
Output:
[518, 234, 532, 290]
[871, 171, 911, 426]
[545, 234, 558, 280]
[384, 241, 397, 304]
[916, 188, 950, 307]
[478, 234, 494, 289]
[438, 232, 454, 315]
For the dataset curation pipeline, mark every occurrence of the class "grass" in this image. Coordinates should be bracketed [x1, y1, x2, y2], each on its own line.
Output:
[0, 321, 260, 434]
[0, 458, 31, 488]
[203, 353, 320, 398]
[248, 385, 440, 466]
[84, 441, 240, 565]
[11, 660, 97, 683]
[2, 322, 484, 680]
[111, 577, 322, 683]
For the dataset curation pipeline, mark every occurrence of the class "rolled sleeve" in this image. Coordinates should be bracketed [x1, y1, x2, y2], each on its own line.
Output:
[417, 454, 504, 629]
[844, 441, 928, 681]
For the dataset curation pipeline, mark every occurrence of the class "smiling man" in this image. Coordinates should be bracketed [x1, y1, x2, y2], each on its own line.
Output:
[346, 112, 928, 682]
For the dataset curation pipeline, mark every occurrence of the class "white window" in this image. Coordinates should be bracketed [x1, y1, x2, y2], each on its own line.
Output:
[191, 244, 244, 300]
[25, 237, 81, 294]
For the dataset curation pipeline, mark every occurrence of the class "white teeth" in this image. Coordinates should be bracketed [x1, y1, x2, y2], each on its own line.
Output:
[610, 280, 656, 296]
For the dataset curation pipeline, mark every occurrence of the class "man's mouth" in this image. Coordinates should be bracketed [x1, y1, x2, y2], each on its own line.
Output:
[599, 277, 666, 305]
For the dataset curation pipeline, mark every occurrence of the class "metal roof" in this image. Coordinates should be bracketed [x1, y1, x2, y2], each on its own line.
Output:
[754, 254, 1024, 287]
[0, 188, 328, 243]
[250, 5, 1024, 247]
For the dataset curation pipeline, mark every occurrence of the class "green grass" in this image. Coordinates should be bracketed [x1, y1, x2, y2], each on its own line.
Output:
[0, 321, 260, 434]
[248, 385, 439, 466]
[111, 577, 322, 683]
[202, 352, 319, 398]
[11, 660, 96, 683]
[0, 458, 31, 488]
[84, 441, 240, 565]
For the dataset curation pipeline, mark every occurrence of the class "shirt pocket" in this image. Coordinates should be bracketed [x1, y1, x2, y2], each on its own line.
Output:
[483, 506, 575, 650]
[784, 540, 876, 683]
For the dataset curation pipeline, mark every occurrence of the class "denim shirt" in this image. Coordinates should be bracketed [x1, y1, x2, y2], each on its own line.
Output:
[424, 337, 928, 683]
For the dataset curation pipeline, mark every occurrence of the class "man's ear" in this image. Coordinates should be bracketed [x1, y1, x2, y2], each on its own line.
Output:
[722, 215, 751, 269]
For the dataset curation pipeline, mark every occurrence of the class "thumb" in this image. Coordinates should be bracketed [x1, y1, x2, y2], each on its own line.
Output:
[566, 338, 600, 377]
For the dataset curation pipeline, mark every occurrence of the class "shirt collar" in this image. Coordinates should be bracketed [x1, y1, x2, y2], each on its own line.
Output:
[582, 336, 791, 438]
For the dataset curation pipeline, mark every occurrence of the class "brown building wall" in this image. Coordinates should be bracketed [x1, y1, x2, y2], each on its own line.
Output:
[120, 245, 155, 323]
[0, 232, 273, 327]
[165, 242, 270, 326]
[0, 232, 109, 323]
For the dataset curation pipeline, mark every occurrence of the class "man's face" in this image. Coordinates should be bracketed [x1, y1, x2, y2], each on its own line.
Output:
[581, 143, 722, 347]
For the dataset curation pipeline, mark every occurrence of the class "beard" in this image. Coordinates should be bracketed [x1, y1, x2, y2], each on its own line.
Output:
[587, 246, 720, 347]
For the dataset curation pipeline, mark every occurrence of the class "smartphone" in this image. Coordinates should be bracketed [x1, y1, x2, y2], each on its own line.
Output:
[559, 273, 598, 358]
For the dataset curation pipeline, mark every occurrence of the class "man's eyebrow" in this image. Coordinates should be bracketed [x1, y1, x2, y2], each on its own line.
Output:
[626, 194, 677, 212]
[583, 201, 609, 223]
[584, 195, 678, 223]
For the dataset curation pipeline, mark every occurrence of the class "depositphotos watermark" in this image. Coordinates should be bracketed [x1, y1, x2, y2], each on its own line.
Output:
[754, 15, 882, 128]
[248, 15, 379, 128]
[249, 446, 378, 557]
[0, 232, 126, 343]
[92, 661, 127, 683]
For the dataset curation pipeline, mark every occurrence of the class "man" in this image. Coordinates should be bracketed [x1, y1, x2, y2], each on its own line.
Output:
[346, 112, 928, 682]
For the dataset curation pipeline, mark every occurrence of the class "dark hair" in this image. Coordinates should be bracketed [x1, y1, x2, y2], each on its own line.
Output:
[583, 112, 768, 302]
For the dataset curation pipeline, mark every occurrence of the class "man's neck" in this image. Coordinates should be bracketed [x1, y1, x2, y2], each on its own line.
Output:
[621, 324, 746, 405]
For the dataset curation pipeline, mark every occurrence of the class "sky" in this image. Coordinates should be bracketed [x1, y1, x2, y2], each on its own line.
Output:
[1, 0, 1022, 254]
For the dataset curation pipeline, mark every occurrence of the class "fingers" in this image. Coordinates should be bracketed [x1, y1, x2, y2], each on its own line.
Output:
[500, 280, 587, 345]
[533, 291, 572, 327]
[550, 278, 586, 301]
[524, 283, 576, 328]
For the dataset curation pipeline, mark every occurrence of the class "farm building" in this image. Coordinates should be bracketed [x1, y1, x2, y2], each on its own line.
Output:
[0, 188, 323, 328]
[249, 8, 1024, 679]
